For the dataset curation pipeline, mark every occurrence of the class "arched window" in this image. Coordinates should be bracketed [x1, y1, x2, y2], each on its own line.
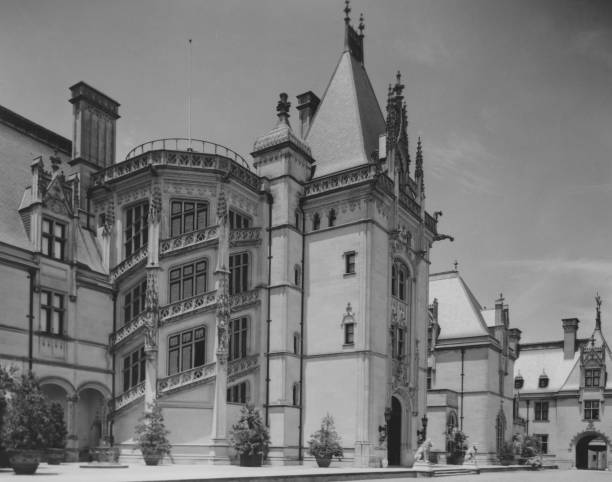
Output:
[391, 261, 410, 302]
[292, 383, 300, 406]
[229, 252, 249, 295]
[170, 199, 208, 236]
[167, 326, 206, 375]
[328, 209, 336, 227]
[228, 317, 249, 361]
[293, 332, 300, 355]
[294, 264, 302, 287]
[313, 213, 320, 231]
[169, 260, 208, 303]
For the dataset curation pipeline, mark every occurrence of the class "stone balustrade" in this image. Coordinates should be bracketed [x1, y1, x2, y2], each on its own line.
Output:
[228, 354, 259, 382]
[160, 225, 219, 257]
[112, 381, 145, 412]
[159, 291, 217, 325]
[157, 362, 216, 396]
[110, 246, 148, 283]
[109, 313, 146, 349]
[229, 288, 260, 312]
[229, 227, 262, 247]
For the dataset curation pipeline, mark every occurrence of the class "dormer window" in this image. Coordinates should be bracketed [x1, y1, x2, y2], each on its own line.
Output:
[585, 368, 601, 388]
[538, 373, 549, 388]
[42, 218, 66, 260]
[514, 374, 524, 389]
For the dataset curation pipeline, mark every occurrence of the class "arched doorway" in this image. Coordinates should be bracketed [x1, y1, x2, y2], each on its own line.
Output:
[77, 388, 107, 461]
[387, 396, 402, 466]
[576, 435, 608, 470]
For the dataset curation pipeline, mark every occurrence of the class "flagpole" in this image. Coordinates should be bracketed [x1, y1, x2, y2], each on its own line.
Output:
[188, 38, 192, 149]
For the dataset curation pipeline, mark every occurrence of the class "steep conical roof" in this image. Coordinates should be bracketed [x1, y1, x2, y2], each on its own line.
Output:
[306, 49, 385, 177]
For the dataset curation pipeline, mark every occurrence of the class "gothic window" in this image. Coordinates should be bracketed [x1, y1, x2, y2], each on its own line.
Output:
[229, 210, 251, 229]
[228, 317, 248, 361]
[344, 322, 355, 345]
[585, 368, 601, 387]
[584, 400, 599, 420]
[169, 260, 207, 303]
[534, 434, 548, 454]
[292, 383, 300, 406]
[123, 278, 146, 323]
[227, 381, 248, 403]
[534, 401, 549, 421]
[328, 209, 336, 227]
[229, 252, 249, 295]
[312, 213, 320, 231]
[41, 290, 65, 336]
[344, 251, 356, 275]
[123, 346, 145, 392]
[392, 262, 410, 302]
[42, 218, 66, 260]
[170, 200, 208, 236]
[168, 326, 206, 375]
[124, 202, 148, 257]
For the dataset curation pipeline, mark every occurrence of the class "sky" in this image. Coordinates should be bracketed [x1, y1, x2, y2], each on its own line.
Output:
[1, 0, 611, 343]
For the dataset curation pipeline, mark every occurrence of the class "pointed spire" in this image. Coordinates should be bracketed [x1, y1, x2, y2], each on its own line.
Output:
[276, 92, 291, 125]
[416, 136, 424, 187]
[344, 0, 351, 25]
[595, 292, 602, 331]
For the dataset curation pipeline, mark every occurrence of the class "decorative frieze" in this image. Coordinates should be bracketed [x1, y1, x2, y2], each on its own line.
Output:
[159, 291, 217, 325]
[110, 246, 147, 283]
[159, 226, 219, 257]
[229, 228, 262, 247]
[112, 381, 145, 412]
[228, 354, 259, 382]
[157, 362, 216, 395]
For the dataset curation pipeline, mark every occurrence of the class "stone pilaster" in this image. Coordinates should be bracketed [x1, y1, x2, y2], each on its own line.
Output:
[66, 394, 79, 462]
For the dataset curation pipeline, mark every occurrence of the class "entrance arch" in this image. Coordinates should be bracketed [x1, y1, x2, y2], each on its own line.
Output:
[387, 396, 402, 466]
[576, 435, 608, 470]
[76, 387, 107, 461]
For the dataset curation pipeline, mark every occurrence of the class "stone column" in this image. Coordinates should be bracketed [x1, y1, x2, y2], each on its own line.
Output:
[143, 185, 161, 412]
[66, 394, 79, 462]
[209, 187, 230, 463]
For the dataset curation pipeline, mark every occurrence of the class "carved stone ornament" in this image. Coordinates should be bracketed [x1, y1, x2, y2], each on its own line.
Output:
[342, 302, 355, 326]
[390, 227, 411, 255]
[149, 184, 162, 224]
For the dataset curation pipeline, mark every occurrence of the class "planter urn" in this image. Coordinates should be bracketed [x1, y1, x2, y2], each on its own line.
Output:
[239, 453, 262, 467]
[315, 456, 332, 468]
[9, 449, 43, 475]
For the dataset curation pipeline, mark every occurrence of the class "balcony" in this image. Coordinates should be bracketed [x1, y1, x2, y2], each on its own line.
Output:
[160, 225, 219, 258]
[228, 354, 259, 383]
[110, 246, 147, 283]
[109, 313, 146, 350]
[112, 381, 145, 413]
[90, 138, 259, 191]
[229, 288, 260, 312]
[229, 227, 262, 248]
[159, 291, 217, 326]
[157, 362, 216, 396]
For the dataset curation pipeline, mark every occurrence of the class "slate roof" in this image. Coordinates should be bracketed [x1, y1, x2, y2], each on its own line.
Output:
[481, 309, 496, 327]
[429, 271, 490, 339]
[306, 50, 385, 177]
[515, 328, 612, 393]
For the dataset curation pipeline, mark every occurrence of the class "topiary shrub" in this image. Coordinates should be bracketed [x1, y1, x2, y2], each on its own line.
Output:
[134, 401, 171, 465]
[308, 414, 343, 466]
[229, 404, 270, 465]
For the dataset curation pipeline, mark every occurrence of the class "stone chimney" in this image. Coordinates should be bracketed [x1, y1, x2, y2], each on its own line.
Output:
[69, 81, 120, 170]
[296, 91, 320, 139]
[495, 293, 508, 327]
[562, 318, 579, 359]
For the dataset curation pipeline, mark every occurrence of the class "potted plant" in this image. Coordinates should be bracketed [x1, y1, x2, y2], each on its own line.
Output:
[134, 401, 171, 465]
[308, 414, 343, 468]
[0, 366, 18, 468]
[46, 402, 67, 464]
[0, 372, 50, 474]
[229, 404, 270, 467]
[446, 428, 468, 465]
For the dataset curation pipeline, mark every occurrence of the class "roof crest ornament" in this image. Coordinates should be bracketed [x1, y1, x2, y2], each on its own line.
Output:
[344, 0, 351, 25]
[343, 0, 364, 64]
[358, 13, 365, 37]
[595, 292, 602, 331]
[276, 92, 291, 126]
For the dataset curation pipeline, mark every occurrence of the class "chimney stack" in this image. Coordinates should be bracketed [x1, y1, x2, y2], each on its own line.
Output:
[296, 91, 320, 139]
[562, 318, 579, 359]
[495, 293, 507, 326]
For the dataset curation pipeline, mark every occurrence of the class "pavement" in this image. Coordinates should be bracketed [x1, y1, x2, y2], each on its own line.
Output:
[0, 463, 604, 482]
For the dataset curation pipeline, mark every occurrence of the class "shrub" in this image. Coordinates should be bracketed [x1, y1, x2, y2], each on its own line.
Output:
[1, 372, 51, 450]
[134, 401, 172, 458]
[229, 405, 270, 456]
[47, 402, 67, 449]
[308, 414, 343, 460]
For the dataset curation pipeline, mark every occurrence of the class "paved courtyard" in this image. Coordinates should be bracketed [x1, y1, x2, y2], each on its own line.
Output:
[360, 469, 610, 482]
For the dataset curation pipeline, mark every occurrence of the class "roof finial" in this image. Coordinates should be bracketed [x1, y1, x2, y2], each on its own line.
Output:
[394, 71, 404, 97]
[50, 150, 61, 177]
[595, 292, 602, 331]
[344, 0, 351, 24]
[453, 260, 458, 271]
[358, 13, 365, 36]
[276, 93, 291, 125]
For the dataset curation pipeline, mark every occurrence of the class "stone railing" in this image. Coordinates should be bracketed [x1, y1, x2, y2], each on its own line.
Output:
[424, 212, 438, 234]
[91, 143, 259, 191]
[159, 291, 217, 325]
[112, 381, 145, 412]
[157, 362, 216, 396]
[304, 164, 377, 197]
[109, 313, 146, 348]
[229, 288, 260, 312]
[228, 354, 259, 382]
[229, 228, 262, 247]
[110, 246, 148, 283]
[160, 226, 219, 257]
[398, 191, 421, 220]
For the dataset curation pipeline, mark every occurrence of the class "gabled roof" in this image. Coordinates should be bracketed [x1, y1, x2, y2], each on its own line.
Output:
[306, 50, 385, 177]
[429, 271, 490, 339]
